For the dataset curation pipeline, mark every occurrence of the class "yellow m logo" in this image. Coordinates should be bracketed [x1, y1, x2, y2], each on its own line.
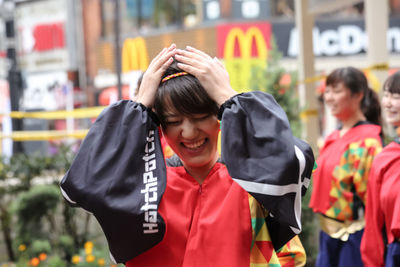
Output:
[122, 37, 149, 72]
[224, 26, 268, 60]
[222, 26, 268, 93]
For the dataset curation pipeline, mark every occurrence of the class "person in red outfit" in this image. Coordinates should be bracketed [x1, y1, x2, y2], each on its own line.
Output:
[60, 45, 314, 266]
[310, 67, 383, 267]
[361, 71, 400, 267]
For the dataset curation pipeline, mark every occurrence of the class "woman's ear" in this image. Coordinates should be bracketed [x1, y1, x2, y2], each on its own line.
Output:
[354, 91, 364, 103]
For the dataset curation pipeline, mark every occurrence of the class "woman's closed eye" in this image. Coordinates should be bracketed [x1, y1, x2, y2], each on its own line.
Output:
[165, 120, 182, 126]
[191, 114, 211, 121]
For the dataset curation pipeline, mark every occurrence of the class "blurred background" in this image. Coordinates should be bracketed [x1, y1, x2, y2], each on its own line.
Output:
[0, 0, 399, 266]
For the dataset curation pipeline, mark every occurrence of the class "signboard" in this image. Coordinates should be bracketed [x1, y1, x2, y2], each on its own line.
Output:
[272, 17, 400, 57]
[21, 71, 68, 111]
[14, 0, 74, 72]
[122, 37, 149, 72]
[217, 22, 271, 92]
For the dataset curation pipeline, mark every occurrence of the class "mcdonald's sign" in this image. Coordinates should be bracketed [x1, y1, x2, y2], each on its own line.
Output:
[122, 37, 149, 72]
[217, 23, 271, 92]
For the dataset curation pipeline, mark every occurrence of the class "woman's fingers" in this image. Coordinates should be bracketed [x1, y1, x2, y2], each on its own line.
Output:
[213, 57, 225, 69]
[176, 47, 237, 106]
[136, 44, 176, 107]
[176, 48, 209, 65]
[151, 44, 176, 71]
[185, 46, 213, 60]
[161, 57, 174, 72]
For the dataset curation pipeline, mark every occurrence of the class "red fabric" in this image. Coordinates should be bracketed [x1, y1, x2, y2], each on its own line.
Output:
[361, 142, 400, 267]
[309, 124, 381, 215]
[126, 162, 253, 267]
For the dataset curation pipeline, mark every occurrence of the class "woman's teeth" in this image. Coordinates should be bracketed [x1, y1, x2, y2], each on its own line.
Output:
[184, 139, 206, 149]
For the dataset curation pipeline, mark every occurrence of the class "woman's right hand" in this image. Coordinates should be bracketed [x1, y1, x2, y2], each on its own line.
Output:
[174, 46, 237, 106]
[136, 44, 176, 107]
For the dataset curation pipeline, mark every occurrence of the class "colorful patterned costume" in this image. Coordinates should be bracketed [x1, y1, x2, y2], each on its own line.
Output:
[276, 235, 307, 267]
[310, 122, 382, 266]
[60, 92, 314, 265]
[361, 140, 400, 267]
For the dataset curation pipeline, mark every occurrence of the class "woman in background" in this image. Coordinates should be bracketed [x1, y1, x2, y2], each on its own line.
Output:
[310, 67, 383, 267]
[361, 71, 400, 267]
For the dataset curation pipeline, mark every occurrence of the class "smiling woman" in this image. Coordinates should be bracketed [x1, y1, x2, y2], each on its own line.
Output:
[361, 71, 400, 267]
[154, 61, 220, 184]
[310, 66, 383, 267]
[60, 44, 315, 266]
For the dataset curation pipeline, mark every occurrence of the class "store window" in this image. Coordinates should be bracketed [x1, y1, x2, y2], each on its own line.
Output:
[101, 0, 198, 38]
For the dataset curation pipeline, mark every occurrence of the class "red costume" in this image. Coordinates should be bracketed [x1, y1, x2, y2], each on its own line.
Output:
[309, 123, 382, 267]
[361, 141, 400, 267]
[60, 92, 315, 265]
[310, 123, 382, 221]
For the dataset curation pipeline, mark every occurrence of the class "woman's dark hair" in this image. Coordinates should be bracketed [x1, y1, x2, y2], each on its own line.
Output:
[383, 71, 400, 94]
[326, 66, 382, 126]
[154, 59, 219, 126]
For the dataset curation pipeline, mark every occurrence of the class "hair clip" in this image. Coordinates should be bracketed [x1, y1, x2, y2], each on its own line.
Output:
[162, 72, 188, 83]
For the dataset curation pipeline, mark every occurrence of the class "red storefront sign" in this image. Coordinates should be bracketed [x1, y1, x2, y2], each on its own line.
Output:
[33, 22, 65, 52]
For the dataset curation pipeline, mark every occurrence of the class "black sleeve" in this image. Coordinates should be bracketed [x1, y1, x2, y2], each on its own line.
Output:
[60, 100, 167, 264]
[219, 91, 315, 250]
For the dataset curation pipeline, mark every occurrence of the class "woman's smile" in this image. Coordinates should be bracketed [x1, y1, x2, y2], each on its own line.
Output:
[182, 138, 208, 151]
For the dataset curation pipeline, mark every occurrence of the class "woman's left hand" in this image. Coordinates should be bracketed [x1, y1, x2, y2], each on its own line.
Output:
[137, 44, 176, 107]
[175, 46, 237, 106]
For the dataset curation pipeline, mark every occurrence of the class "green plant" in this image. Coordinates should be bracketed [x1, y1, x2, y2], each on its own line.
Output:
[0, 144, 105, 266]
[0, 156, 16, 262]
[13, 185, 60, 243]
[47, 255, 67, 267]
[70, 241, 117, 267]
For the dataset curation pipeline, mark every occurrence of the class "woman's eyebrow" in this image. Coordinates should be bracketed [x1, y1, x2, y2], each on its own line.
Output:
[164, 113, 180, 118]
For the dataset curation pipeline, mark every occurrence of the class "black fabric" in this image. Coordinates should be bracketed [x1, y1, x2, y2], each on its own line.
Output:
[60, 100, 166, 263]
[219, 92, 315, 250]
[60, 92, 315, 261]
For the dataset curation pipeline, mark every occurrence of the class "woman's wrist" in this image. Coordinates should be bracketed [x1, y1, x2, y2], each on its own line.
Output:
[214, 88, 238, 107]
[136, 95, 153, 108]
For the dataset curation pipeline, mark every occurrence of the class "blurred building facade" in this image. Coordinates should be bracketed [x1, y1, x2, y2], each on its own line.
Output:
[2, 0, 400, 106]
[1, 0, 400, 153]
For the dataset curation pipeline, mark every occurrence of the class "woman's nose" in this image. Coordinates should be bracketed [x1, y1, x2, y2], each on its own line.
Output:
[181, 119, 197, 139]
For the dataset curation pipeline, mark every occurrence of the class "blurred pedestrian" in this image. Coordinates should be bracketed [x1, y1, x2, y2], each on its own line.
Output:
[361, 71, 400, 267]
[60, 44, 315, 266]
[310, 66, 383, 267]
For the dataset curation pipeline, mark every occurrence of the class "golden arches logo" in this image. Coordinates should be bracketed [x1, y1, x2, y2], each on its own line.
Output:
[223, 26, 268, 60]
[122, 37, 149, 72]
[221, 25, 269, 93]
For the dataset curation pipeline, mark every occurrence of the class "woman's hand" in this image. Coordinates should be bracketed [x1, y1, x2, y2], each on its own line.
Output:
[136, 44, 177, 107]
[175, 46, 237, 106]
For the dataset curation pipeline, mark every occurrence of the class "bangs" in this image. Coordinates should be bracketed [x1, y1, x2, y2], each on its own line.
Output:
[326, 69, 343, 87]
[155, 75, 219, 126]
[326, 67, 366, 94]
[384, 71, 400, 94]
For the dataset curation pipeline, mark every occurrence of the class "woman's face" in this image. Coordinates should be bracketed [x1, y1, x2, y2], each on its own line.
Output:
[161, 105, 220, 172]
[382, 89, 400, 127]
[324, 82, 362, 120]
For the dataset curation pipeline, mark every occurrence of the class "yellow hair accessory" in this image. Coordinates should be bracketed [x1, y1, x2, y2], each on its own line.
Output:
[162, 72, 188, 83]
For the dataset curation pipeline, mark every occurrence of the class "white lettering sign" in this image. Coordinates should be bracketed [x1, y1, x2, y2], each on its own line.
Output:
[288, 25, 400, 57]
